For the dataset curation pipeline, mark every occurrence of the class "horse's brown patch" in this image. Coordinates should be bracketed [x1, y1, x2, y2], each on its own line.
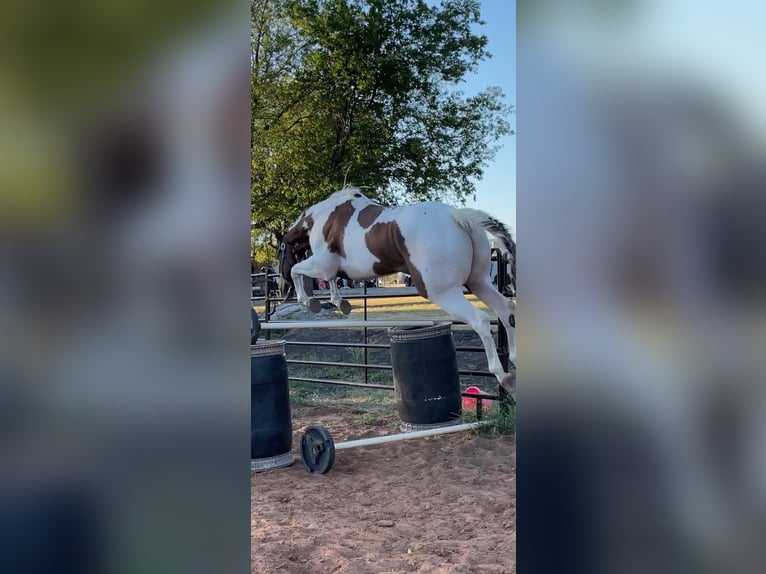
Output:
[323, 200, 355, 258]
[284, 214, 314, 240]
[365, 221, 428, 298]
[294, 215, 313, 255]
[357, 204, 384, 228]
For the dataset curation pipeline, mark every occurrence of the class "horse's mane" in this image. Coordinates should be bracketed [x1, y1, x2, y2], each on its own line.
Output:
[330, 185, 363, 198]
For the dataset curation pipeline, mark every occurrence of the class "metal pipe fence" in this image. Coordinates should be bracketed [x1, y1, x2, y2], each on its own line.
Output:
[252, 249, 513, 415]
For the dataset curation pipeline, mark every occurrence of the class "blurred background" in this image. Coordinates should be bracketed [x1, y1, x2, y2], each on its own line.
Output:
[0, 1, 250, 572]
[1, 0, 764, 572]
[517, 1, 765, 573]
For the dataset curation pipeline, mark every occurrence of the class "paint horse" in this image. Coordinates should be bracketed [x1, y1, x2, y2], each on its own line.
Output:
[279, 186, 516, 392]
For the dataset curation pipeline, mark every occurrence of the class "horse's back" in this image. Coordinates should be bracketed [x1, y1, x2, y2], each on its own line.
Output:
[387, 202, 483, 290]
[386, 201, 458, 229]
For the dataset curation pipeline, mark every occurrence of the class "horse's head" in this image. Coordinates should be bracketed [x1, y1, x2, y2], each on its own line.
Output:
[277, 213, 314, 281]
[276, 239, 297, 283]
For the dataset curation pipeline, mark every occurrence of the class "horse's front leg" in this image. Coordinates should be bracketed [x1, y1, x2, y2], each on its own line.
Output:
[290, 257, 332, 313]
[328, 280, 352, 315]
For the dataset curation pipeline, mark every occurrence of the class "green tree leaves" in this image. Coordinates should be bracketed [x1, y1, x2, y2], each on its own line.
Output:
[252, 0, 513, 244]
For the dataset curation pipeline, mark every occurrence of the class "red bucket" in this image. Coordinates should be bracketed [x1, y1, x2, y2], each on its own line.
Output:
[462, 386, 494, 412]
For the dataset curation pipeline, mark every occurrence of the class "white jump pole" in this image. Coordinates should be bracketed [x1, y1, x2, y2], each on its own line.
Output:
[300, 420, 491, 472]
[334, 421, 489, 450]
[259, 320, 436, 329]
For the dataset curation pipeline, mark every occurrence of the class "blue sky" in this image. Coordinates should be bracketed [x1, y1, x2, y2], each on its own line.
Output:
[460, 0, 516, 231]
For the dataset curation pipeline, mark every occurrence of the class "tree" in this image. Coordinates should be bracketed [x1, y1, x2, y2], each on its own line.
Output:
[251, 0, 513, 239]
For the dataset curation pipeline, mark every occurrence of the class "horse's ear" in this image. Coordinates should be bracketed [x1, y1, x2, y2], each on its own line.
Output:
[274, 230, 284, 242]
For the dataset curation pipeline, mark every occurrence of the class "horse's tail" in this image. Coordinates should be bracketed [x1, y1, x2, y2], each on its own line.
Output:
[453, 208, 516, 293]
[452, 208, 514, 253]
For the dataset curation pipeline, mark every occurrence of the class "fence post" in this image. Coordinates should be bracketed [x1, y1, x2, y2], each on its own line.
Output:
[263, 271, 272, 340]
[364, 281, 369, 386]
[495, 249, 510, 406]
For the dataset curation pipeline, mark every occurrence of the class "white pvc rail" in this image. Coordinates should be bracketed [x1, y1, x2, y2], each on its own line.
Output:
[334, 421, 489, 450]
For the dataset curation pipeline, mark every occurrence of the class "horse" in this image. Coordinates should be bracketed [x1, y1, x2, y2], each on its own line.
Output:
[278, 186, 516, 393]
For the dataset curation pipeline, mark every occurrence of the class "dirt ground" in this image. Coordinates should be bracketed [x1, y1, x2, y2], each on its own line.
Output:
[251, 405, 516, 574]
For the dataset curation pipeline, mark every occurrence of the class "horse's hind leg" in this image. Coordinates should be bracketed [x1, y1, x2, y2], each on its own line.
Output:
[328, 280, 351, 314]
[467, 277, 516, 366]
[428, 287, 514, 394]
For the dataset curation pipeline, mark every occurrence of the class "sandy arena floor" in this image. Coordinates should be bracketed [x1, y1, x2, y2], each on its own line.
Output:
[251, 405, 515, 573]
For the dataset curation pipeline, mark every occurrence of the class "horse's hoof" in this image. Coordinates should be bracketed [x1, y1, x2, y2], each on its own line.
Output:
[338, 300, 352, 315]
[499, 373, 516, 394]
[306, 298, 321, 313]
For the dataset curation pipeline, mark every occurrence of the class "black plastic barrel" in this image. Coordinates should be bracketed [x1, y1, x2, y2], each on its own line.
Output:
[251, 340, 294, 471]
[388, 322, 462, 431]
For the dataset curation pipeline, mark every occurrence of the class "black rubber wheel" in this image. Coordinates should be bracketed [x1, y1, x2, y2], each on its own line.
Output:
[300, 424, 336, 474]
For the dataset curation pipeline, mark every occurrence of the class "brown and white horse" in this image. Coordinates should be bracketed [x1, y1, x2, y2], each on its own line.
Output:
[279, 186, 516, 392]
